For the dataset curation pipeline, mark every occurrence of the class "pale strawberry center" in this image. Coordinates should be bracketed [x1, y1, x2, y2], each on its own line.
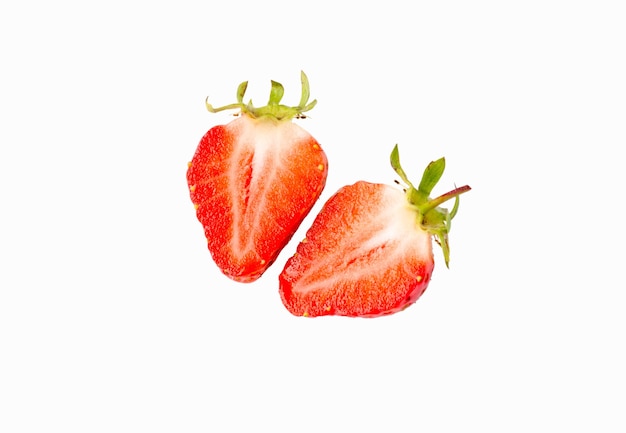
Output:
[291, 186, 432, 294]
[227, 116, 313, 261]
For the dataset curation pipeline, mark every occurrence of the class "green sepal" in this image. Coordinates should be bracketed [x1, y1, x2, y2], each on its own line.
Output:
[391, 145, 414, 189]
[418, 158, 445, 197]
[390, 145, 471, 267]
[205, 71, 317, 121]
[268, 80, 285, 105]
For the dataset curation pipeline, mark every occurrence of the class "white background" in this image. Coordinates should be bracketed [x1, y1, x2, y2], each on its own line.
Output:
[1, 1, 625, 431]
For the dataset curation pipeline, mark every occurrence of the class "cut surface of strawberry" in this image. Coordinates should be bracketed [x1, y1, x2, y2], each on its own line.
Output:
[279, 145, 470, 317]
[187, 72, 328, 282]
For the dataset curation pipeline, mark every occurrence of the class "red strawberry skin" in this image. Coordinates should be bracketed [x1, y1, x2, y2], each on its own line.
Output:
[279, 181, 433, 317]
[187, 114, 328, 282]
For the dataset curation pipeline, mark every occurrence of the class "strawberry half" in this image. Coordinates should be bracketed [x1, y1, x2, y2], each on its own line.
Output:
[279, 145, 470, 317]
[187, 72, 328, 282]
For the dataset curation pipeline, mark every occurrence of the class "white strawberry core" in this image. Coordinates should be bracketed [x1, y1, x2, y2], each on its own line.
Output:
[227, 115, 313, 259]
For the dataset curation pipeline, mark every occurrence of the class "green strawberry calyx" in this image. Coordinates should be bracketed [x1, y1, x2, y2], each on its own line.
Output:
[205, 71, 317, 121]
[391, 144, 471, 267]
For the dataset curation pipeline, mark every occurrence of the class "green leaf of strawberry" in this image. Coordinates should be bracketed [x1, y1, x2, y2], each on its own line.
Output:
[205, 71, 317, 120]
[187, 72, 328, 282]
[279, 145, 470, 317]
[392, 144, 471, 267]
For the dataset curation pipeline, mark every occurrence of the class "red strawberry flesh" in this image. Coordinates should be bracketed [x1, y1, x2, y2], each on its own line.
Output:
[188, 115, 327, 282]
[279, 181, 433, 317]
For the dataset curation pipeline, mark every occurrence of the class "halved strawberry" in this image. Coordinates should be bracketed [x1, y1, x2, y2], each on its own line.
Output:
[279, 145, 470, 317]
[187, 72, 328, 282]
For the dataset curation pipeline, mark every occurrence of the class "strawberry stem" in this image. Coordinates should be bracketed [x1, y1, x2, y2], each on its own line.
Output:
[390, 144, 471, 267]
[422, 185, 472, 214]
[205, 71, 317, 121]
